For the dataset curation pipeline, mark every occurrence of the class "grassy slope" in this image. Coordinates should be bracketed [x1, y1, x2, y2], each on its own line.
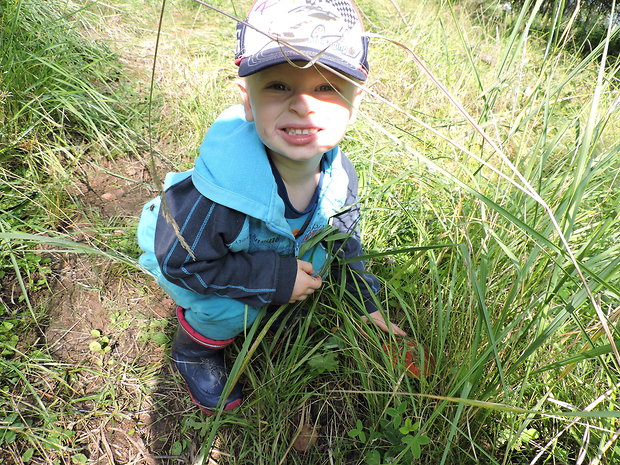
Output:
[1, 0, 619, 464]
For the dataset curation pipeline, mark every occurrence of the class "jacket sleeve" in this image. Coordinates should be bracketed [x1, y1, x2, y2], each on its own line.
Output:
[154, 176, 297, 307]
[329, 155, 381, 316]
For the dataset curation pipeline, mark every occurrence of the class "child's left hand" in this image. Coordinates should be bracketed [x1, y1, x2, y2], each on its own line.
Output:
[362, 311, 408, 337]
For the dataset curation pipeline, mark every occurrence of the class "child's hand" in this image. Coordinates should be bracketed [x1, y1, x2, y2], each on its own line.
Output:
[289, 260, 322, 303]
[362, 310, 408, 337]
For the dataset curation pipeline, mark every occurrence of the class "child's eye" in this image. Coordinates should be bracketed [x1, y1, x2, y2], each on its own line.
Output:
[268, 83, 288, 91]
[317, 84, 335, 92]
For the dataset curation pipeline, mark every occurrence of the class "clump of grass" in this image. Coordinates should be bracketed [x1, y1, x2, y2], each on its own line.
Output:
[0, 0, 140, 166]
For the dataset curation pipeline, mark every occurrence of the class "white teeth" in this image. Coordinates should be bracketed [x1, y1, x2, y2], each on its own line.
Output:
[285, 128, 318, 135]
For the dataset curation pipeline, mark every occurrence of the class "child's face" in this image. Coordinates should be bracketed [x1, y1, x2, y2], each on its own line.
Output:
[239, 62, 362, 165]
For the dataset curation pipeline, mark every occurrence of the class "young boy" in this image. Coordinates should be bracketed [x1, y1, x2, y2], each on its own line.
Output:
[137, 0, 406, 414]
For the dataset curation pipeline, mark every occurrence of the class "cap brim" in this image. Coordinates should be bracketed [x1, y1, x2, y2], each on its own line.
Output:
[237, 45, 368, 81]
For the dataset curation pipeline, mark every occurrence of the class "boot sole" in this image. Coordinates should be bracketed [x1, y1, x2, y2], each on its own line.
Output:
[185, 384, 243, 415]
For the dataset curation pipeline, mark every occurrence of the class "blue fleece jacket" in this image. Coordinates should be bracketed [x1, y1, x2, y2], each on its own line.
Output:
[137, 105, 380, 339]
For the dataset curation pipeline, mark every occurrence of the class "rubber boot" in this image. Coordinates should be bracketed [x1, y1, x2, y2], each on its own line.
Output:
[172, 308, 242, 414]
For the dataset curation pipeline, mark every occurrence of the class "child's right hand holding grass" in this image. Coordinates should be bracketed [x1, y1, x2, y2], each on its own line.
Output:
[289, 259, 322, 303]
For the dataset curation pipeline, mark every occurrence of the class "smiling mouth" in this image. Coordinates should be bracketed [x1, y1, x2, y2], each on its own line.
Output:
[284, 128, 319, 136]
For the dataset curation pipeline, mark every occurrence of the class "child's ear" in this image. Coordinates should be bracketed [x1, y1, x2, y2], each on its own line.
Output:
[348, 85, 364, 125]
[237, 79, 254, 122]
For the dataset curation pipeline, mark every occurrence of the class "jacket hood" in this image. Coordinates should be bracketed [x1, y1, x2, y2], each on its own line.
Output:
[191, 105, 341, 234]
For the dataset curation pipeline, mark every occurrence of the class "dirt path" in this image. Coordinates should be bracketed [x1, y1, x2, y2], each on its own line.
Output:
[41, 155, 195, 464]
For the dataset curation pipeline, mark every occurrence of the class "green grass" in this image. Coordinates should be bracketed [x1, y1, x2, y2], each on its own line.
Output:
[1, 0, 619, 463]
[0, 0, 143, 276]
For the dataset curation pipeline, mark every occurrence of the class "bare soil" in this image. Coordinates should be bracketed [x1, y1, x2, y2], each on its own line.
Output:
[39, 156, 200, 464]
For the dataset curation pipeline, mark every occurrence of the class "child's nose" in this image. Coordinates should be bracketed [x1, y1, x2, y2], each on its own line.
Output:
[289, 92, 315, 116]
